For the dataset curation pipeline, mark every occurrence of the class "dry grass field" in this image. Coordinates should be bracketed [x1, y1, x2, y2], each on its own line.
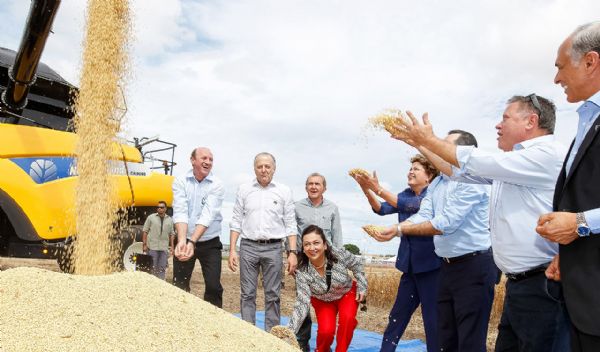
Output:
[0, 257, 505, 351]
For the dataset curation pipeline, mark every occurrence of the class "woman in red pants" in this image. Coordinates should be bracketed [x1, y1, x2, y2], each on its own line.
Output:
[283, 224, 367, 352]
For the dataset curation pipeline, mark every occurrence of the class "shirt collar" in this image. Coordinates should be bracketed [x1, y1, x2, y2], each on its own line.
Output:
[576, 90, 600, 115]
[302, 197, 325, 207]
[514, 134, 555, 150]
[186, 169, 213, 183]
[252, 178, 276, 188]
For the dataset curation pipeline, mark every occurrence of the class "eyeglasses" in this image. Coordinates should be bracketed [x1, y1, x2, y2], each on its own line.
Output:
[157, 206, 166, 209]
[526, 94, 543, 120]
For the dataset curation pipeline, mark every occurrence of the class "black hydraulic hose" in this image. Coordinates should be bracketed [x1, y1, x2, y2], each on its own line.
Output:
[1, 0, 61, 123]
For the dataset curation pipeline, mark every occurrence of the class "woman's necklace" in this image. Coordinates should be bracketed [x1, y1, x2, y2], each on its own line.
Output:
[312, 258, 326, 270]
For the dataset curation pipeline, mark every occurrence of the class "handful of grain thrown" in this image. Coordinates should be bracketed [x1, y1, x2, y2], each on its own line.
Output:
[348, 168, 370, 178]
[0, 267, 299, 352]
[271, 326, 300, 348]
[369, 109, 407, 136]
[362, 225, 388, 238]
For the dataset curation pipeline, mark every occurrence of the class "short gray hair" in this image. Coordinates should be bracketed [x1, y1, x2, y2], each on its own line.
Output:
[570, 21, 600, 62]
[305, 172, 327, 188]
[507, 95, 556, 134]
[254, 152, 276, 167]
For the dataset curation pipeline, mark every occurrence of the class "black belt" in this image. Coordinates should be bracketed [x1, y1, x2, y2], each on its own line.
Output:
[505, 264, 549, 282]
[243, 238, 282, 244]
[441, 248, 491, 264]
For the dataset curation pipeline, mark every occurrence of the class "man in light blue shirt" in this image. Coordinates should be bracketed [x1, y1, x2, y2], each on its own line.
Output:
[172, 147, 225, 308]
[375, 130, 495, 352]
[537, 22, 600, 350]
[389, 95, 570, 351]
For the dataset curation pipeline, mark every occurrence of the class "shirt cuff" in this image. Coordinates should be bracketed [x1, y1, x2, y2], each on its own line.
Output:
[584, 208, 600, 234]
[429, 217, 445, 233]
[456, 145, 475, 169]
[172, 215, 188, 224]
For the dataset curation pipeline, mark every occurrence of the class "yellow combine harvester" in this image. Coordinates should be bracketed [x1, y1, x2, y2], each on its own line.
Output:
[0, 0, 174, 271]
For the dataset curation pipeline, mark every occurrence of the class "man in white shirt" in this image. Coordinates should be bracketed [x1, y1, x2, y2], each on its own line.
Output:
[172, 147, 225, 308]
[228, 152, 298, 332]
[390, 95, 569, 351]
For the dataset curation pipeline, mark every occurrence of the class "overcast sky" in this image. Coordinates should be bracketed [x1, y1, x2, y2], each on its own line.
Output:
[1, 0, 599, 255]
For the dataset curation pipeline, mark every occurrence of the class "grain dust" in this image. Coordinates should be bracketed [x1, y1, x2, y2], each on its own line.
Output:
[71, 0, 131, 275]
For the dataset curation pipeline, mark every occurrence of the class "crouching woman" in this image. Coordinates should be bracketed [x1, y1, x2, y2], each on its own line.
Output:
[284, 224, 367, 352]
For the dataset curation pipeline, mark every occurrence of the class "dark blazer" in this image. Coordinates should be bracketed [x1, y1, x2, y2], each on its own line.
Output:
[553, 115, 600, 336]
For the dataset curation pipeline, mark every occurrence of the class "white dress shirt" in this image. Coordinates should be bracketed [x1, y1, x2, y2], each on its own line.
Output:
[172, 170, 225, 242]
[230, 180, 297, 240]
[452, 135, 567, 273]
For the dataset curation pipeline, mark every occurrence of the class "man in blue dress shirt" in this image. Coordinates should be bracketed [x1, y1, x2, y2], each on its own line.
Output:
[375, 130, 496, 352]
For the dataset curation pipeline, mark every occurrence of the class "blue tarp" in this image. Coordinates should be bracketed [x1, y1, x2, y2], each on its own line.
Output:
[235, 311, 426, 352]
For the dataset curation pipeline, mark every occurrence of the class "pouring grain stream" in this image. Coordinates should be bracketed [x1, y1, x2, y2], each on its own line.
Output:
[71, 0, 130, 275]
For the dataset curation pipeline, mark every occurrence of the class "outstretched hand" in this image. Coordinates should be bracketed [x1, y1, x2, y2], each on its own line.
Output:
[390, 111, 435, 147]
[371, 225, 398, 242]
[355, 171, 381, 193]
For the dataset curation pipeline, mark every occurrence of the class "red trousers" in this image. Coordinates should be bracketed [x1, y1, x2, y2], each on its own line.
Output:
[310, 281, 359, 352]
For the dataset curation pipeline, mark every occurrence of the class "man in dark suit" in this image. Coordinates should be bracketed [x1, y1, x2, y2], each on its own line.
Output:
[536, 21, 600, 351]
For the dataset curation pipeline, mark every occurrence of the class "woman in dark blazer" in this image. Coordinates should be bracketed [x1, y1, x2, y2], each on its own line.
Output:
[352, 154, 440, 352]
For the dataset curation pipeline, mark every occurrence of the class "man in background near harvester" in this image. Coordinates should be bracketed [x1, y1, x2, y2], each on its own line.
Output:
[228, 152, 298, 332]
[142, 200, 175, 280]
[293, 172, 343, 351]
[172, 147, 225, 308]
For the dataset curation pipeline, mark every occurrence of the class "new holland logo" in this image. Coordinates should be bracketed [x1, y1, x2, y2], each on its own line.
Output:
[29, 159, 58, 184]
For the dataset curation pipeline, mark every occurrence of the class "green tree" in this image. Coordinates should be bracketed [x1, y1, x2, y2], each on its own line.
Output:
[343, 243, 361, 255]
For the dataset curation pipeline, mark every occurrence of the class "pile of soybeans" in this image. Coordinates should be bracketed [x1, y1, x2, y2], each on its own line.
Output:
[0, 267, 298, 352]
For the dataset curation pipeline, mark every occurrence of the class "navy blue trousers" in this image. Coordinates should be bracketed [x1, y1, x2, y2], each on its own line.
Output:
[437, 251, 496, 352]
[380, 269, 440, 352]
[495, 273, 570, 352]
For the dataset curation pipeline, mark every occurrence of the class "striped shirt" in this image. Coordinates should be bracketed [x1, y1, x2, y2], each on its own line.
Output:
[288, 248, 367, 333]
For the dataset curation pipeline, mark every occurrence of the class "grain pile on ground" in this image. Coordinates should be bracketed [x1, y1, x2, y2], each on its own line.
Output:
[368, 109, 406, 135]
[270, 326, 300, 349]
[71, 0, 131, 275]
[0, 267, 299, 352]
[362, 225, 387, 238]
[348, 168, 370, 178]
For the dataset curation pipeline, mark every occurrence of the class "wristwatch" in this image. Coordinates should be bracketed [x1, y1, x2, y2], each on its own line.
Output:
[396, 224, 403, 237]
[576, 212, 591, 237]
[286, 249, 298, 256]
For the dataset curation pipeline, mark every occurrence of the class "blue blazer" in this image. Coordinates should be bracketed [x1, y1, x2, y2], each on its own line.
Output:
[376, 187, 441, 274]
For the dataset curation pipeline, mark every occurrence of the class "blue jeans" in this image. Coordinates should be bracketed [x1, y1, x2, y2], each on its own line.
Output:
[494, 273, 570, 352]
